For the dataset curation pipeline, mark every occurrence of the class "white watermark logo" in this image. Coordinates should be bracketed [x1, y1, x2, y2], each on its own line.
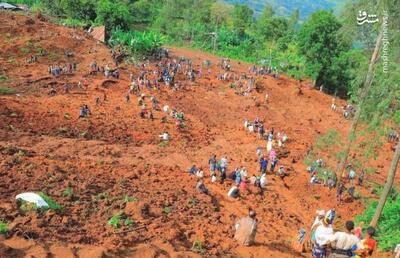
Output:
[357, 11, 379, 25]
[382, 10, 389, 74]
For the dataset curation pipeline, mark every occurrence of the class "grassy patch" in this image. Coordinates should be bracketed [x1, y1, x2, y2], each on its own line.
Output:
[163, 206, 172, 214]
[80, 130, 89, 138]
[62, 187, 73, 198]
[124, 217, 135, 227]
[38, 192, 63, 210]
[0, 220, 8, 234]
[191, 239, 206, 255]
[0, 87, 16, 95]
[108, 212, 122, 228]
[20, 47, 31, 54]
[48, 51, 59, 62]
[123, 195, 138, 203]
[7, 57, 19, 65]
[58, 127, 68, 135]
[158, 141, 168, 148]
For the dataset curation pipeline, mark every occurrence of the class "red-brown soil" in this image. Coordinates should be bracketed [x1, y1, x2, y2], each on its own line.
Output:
[0, 12, 397, 257]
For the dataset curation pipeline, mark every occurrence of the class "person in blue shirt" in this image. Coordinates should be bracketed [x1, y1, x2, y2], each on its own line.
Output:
[189, 165, 197, 176]
[260, 156, 268, 174]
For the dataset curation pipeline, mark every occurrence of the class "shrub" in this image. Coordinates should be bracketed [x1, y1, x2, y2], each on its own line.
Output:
[108, 211, 122, 228]
[163, 207, 171, 214]
[356, 192, 400, 251]
[58, 18, 89, 28]
[95, 0, 132, 31]
[124, 218, 134, 227]
[0, 220, 8, 234]
[38, 192, 63, 210]
[109, 29, 165, 56]
[191, 239, 206, 255]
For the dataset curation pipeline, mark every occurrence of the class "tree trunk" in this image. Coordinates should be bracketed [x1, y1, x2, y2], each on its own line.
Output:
[370, 143, 400, 228]
[335, 30, 383, 181]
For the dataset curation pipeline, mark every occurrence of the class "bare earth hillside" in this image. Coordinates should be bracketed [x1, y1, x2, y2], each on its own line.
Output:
[0, 13, 396, 258]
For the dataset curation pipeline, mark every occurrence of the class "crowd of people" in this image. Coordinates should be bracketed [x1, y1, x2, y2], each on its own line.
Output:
[47, 45, 393, 256]
[308, 209, 377, 258]
[48, 62, 78, 76]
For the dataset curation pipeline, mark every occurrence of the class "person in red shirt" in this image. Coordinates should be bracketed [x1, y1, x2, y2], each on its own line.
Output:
[356, 226, 376, 258]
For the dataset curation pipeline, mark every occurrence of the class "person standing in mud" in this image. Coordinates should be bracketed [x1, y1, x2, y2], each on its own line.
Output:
[209, 155, 217, 174]
[220, 156, 228, 174]
[336, 183, 346, 205]
[79, 104, 90, 118]
[234, 209, 257, 246]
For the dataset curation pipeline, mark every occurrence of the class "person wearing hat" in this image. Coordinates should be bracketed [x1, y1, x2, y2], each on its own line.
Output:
[234, 209, 257, 246]
[313, 215, 334, 258]
[329, 220, 359, 258]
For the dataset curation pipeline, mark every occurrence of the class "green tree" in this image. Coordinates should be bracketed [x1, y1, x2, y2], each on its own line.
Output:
[231, 4, 253, 37]
[130, 0, 163, 25]
[95, 0, 133, 31]
[257, 16, 289, 41]
[210, 1, 233, 28]
[60, 0, 96, 21]
[298, 10, 351, 94]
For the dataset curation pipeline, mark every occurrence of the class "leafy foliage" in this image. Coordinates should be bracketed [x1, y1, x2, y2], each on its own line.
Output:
[109, 29, 165, 56]
[38, 192, 63, 210]
[356, 192, 400, 251]
[95, 0, 132, 31]
[298, 10, 351, 94]
[108, 211, 134, 229]
[108, 211, 122, 228]
[231, 4, 253, 37]
[191, 239, 206, 255]
[0, 220, 8, 234]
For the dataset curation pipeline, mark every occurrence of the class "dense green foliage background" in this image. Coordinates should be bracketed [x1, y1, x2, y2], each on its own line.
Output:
[356, 189, 400, 251]
[8, 0, 358, 95]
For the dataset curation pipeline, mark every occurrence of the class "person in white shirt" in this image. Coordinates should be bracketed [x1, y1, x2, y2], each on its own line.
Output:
[311, 210, 326, 231]
[329, 221, 360, 258]
[211, 173, 217, 183]
[394, 244, 400, 258]
[260, 174, 267, 188]
[220, 157, 228, 172]
[313, 217, 334, 258]
[196, 169, 204, 178]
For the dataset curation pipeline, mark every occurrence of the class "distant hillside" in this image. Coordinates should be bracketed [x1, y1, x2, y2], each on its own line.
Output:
[223, 0, 343, 20]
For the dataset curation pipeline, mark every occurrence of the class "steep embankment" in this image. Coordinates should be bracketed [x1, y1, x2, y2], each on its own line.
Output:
[0, 12, 396, 257]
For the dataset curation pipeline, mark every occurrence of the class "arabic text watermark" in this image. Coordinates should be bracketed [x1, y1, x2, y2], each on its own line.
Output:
[382, 10, 389, 74]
